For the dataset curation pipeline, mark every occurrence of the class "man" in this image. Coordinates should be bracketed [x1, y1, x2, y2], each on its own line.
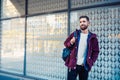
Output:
[64, 16, 99, 80]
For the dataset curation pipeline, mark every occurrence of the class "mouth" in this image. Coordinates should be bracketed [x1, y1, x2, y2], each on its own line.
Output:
[80, 25, 88, 30]
[81, 25, 85, 27]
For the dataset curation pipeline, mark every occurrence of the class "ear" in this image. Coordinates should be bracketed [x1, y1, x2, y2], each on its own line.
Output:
[88, 21, 90, 25]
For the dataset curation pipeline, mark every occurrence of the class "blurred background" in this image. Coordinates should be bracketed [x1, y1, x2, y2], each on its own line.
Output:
[0, 0, 120, 80]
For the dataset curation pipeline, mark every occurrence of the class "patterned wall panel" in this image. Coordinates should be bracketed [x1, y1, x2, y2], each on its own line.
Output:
[0, 0, 120, 80]
[26, 12, 68, 80]
[71, 0, 120, 8]
[28, 0, 68, 15]
[70, 6, 120, 80]
[1, 0, 25, 19]
[0, 18, 25, 74]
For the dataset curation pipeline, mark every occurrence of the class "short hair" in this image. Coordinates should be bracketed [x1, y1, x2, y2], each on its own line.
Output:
[79, 16, 89, 21]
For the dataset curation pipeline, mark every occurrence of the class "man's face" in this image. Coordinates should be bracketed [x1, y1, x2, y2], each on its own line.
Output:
[79, 18, 90, 30]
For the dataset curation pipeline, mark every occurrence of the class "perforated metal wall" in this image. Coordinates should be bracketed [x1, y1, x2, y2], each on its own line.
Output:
[28, 0, 68, 15]
[0, 0, 120, 80]
[0, 18, 25, 74]
[1, 0, 25, 19]
[71, 6, 120, 80]
[26, 13, 68, 80]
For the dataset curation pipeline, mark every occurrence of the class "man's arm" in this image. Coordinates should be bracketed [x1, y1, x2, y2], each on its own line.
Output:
[64, 32, 75, 48]
[91, 37, 99, 64]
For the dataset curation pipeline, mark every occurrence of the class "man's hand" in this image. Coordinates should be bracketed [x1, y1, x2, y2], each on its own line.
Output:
[70, 37, 75, 45]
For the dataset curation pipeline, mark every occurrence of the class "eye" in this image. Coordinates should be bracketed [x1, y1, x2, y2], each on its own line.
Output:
[83, 21, 85, 22]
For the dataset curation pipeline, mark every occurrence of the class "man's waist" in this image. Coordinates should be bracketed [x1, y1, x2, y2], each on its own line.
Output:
[76, 64, 84, 67]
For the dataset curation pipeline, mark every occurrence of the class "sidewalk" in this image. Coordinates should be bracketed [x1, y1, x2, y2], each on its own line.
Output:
[0, 72, 35, 80]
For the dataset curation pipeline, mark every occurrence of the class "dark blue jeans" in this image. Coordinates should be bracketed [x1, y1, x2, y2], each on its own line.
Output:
[67, 65, 88, 80]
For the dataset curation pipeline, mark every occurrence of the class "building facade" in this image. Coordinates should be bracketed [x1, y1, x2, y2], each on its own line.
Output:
[0, 0, 120, 80]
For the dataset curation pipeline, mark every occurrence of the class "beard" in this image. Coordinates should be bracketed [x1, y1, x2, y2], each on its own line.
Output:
[80, 25, 88, 30]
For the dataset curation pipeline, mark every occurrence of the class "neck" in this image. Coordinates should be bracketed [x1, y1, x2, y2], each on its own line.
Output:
[81, 29, 88, 34]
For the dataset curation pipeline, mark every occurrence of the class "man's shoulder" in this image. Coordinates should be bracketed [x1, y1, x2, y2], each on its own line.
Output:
[89, 32, 97, 38]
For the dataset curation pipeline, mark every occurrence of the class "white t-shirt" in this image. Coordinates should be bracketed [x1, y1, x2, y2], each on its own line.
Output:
[77, 33, 88, 65]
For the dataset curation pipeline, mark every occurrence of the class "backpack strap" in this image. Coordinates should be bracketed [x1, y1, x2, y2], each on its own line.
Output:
[74, 31, 77, 39]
